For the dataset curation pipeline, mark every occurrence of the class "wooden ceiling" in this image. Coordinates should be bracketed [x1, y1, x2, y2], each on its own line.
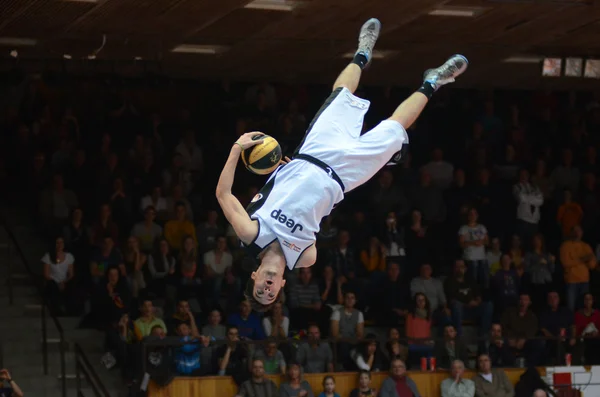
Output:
[0, 0, 599, 88]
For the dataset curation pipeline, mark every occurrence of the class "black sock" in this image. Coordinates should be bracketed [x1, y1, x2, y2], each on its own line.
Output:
[417, 81, 435, 99]
[352, 53, 369, 70]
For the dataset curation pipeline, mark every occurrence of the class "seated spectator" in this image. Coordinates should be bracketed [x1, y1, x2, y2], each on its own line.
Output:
[90, 204, 119, 247]
[88, 267, 131, 328]
[262, 302, 289, 338]
[508, 234, 524, 273]
[162, 153, 193, 197]
[406, 293, 434, 368]
[524, 234, 556, 310]
[382, 211, 405, 263]
[167, 299, 199, 335]
[217, 325, 249, 378]
[404, 210, 430, 278]
[166, 184, 194, 222]
[409, 170, 446, 226]
[197, 210, 224, 253]
[142, 325, 174, 387]
[42, 236, 75, 316]
[501, 293, 542, 366]
[319, 265, 344, 307]
[539, 291, 580, 365]
[134, 299, 167, 340]
[0, 369, 24, 397]
[279, 362, 314, 397]
[130, 205, 163, 253]
[486, 237, 502, 276]
[39, 173, 79, 230]
[445, 259, 493, 337]
[350, 337, 384, 372]
[296, 324, 334, 373]
[177, 235, 202, 301]
[434, 325, 470, 370]
[360, 237, 387, 274]
[253, 338, 286, 375]
[322, 230, 359, 288]
[122, 236, 147, 298]
[317, 375, 341, 397]
[557, 189, 583, 238]
[202, 309, 226, 340]
[164, 202, 197, 251]
[383, 328, 408, 367]
[378, 358, 421, 397]
[227, 300, 265, 340]
[478, 323, 516, 368]
[235, 358, 278, 397]
[459, 207, 489, 287]
[103, 312, 136, 379]
[108, 177, 132, 233]
[441, 360, 475, 397]
[147, 237, 175, 296]
[513, 168, 544, 246]
[175, 129, 203, 177]
[349, 370, 377, 397]
[374, 261, 410, 326]
[289, 268, 330, 333]
[410, 263, 450, 329]
[491, 254, 520, 314]
[203, 236, 238, 305]
[473, 353, 514, 397]
[422, 148, 454, 189]
[62, 207, 91, 281]
[90, 235, 124, 284]
[560, 225, 596, 311]
[574, 293, 600, 364]
[330, 291, 364, 366]
[173, 322, 210, 376]
[140, 186, 168, 218]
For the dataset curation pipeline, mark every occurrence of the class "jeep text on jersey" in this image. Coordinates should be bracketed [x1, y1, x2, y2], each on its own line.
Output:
[270, 209, 304, 233]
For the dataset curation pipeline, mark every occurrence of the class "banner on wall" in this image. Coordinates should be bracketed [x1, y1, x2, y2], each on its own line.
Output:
[545, 366, 600, 395]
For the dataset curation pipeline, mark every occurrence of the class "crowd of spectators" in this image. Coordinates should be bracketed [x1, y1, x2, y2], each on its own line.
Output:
[2, 72, 600, 396]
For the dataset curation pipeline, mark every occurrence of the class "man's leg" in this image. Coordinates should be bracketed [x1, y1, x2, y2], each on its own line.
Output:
[332, 18, 381, 94]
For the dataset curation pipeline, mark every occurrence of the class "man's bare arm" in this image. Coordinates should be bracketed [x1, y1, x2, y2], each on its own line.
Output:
[216, 133, 264, 245]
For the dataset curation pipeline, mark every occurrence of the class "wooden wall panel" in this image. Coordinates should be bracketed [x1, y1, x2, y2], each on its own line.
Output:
[148, 368, 535, 397]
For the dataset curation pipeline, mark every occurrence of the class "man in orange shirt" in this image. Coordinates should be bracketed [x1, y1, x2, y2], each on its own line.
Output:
[560, 225, 596, 311]
[557, 189, 583, 238]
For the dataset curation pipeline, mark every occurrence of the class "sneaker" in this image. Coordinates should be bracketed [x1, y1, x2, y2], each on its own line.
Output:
[355, 18, 381, 65]
[423, 54, 469, 90]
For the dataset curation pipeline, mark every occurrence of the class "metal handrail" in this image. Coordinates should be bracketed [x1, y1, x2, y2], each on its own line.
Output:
[2, 221, 66, 397]
[75, 344, 111, 397]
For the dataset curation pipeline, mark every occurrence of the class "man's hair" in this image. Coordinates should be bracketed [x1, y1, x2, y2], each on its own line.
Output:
[244, 278, 283, 313]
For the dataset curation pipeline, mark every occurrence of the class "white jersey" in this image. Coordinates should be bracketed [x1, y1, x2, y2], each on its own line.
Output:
[246, 159, 344, 269]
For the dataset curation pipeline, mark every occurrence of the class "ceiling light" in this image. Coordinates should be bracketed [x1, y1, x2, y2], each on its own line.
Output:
[134, 56, 143, 60]
[9, 50, 18, 58]
[503, 55, 543, 64]
[342, 50, 398, 59]
[63, 54, 72, 59]
[87, 54, 96, 60]
[0, 37, 37, 46]
[171, 44, 230, 54]
[244, 0, 298, 11]
[428, 6, 485, 17]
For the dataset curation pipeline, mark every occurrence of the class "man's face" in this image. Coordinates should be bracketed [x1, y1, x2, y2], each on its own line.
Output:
[177, 301, 189, 315]
[519, 294, 531, 310]
[344, 293, 356, 308]
[107, 268, 119, 285]
[299, 268, 312, 284]
[491, 324, 502, 339]
[251, 360, 265, 378]
[445, 326, 457, 340]
[266, 342, 277, 356]
[454, 261, 466, 277]
[548, 292, 560, 308]
[451, 361, 464, 378]
[391, 359, 406, 378]
[144, 208, 156, 222]
[142, 301, 154, 316]
[478, 355, 491, 373]
[307, 326, 320, 343]
[240, 301, 252, 318]
[227, 328, 239, 343]
[209, 310, 221, 325]
[178, 323, 190, 337]
[176, 205, 186, 220]
[251, 263, 286, 306]
[387, 263, 400, 280]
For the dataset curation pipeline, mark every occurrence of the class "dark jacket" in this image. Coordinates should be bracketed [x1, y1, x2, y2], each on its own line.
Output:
[433, 339, 470, 369]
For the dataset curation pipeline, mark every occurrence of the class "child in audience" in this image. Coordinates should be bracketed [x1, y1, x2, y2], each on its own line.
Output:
[317, 375, 340, 397]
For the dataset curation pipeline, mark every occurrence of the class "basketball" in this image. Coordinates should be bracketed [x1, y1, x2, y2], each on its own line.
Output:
[241, 134, 282, 175]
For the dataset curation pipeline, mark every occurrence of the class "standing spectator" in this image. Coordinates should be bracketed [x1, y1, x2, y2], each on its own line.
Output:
[532, 159, 554, 203]
[434, 325, 470, 370]
[296, 325, 334, 373]
[0, 369, 24, 397]
[574, 293, 600, 364]
[421, 148, 454, 189]
[405, 293, 434, 367]
[560, 225, 596, 311]
[458, 208, 489, 286]
[378, 358, 421, 397]
[524, 234, 556, 309]
[201, 309, 227, 340]
[445, 259, 493, 337]
[279, 362, 314, 397]
[551, 149, 580, 198]
[164, 202, 197, 251]
[317, 375, 340, 397]
[217, 325, 249, 378]
[501, 293, 542, 366]
[557, 190, 583, 238]
[473, 354, 514, 397]
[441, 360, 475, 397]
[227, 300, 265, 340]
[289, 268, 329, 332]
[263, 302, 289, 338]
[348, 371, 377, 397]
[235, 358, 278, 397]
[42, 236, 75, 315]
[513, 169, 544, 246]
[130, 205, 163, 253]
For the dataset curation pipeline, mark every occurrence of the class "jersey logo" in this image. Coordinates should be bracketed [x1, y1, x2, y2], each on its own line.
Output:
[282, 240, 302, 252]
[349, 99, 368, 110]
[270, 209, 304, 234]
[251, 193, 263, 203]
